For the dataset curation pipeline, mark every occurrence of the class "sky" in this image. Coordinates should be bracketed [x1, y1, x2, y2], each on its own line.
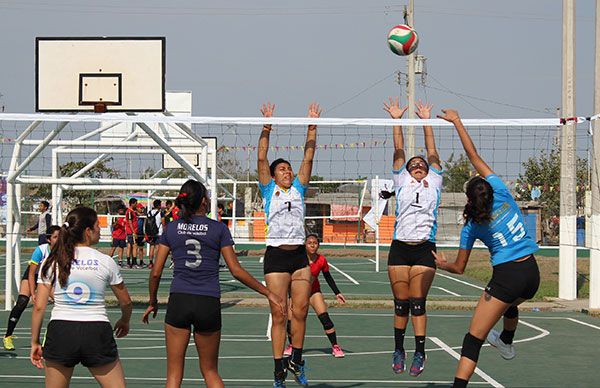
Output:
[0, 0, 597, 180]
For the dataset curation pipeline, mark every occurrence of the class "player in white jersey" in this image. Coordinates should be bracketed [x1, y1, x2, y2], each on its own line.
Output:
[30, 207, 133, 388]
[258, 102, 321, 388]
[3, 225, 60, 351]
[433, 110, 540, 388]
[382, 98, 443, 377]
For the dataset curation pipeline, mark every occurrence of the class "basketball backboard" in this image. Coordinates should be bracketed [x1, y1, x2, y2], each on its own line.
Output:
[36, 37, 165, 112]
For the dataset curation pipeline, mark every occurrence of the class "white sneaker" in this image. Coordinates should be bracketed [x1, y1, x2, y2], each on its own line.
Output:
[487, 329, 516, 360]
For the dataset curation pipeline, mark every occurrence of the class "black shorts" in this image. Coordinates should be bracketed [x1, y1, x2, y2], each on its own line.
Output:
[112, 238, 126, 249]
[263, 245, 309, 275]
[388, 240, 437, 268]
[43, 320, 118, 368]
[135, 236, 145, 246]
[165, 293, 222, 333]
[126, 234, 135, 245]
[146, 235, 159, 245]
[21, 264, 38, 283]
[485, 255, 540, 304]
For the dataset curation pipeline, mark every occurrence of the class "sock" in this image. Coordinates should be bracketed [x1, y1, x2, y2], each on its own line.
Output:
[127, 257, 131, 266]
[499, 329, 515, 345]
[274, 358, 284, 373]
[394, 327, 406, 351]
[286, 321, 292, 345]
[415, 335, 426, 354]
[453, 377, 468, 388]
[291, 347, 302, 364]
[326, 331, 337, 346]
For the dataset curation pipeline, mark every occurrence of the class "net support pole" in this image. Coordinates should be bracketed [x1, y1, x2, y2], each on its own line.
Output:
[232, 182, 237, 238]
[4, 181, 14, 310]
[14, 183, 22, 288]
[375, 175, 380, 273]
[559, 0, 577, 300]
[590, 0, 600, 311]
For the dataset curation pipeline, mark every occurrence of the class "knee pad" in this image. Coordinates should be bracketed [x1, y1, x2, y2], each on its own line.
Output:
[394, 299, 410, 317]
[317, 313, 335, 331]
[15, 295, 30, 311]
[504, 305, 519, 319]
[460, 333, 484, 362]
[409, 297, 426, 316]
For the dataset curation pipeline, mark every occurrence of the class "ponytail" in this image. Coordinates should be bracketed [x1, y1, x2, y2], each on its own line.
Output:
[463, 177, 494, 224]
[175, 179, 208, 221]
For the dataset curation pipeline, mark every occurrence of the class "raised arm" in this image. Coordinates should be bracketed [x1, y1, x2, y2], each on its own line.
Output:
[437, 109, 494, 177]
[383, 97, 408, 170]
[416, 100, 441, 170]
[297, 102, 321, 186]
[258, 103, 275, 186]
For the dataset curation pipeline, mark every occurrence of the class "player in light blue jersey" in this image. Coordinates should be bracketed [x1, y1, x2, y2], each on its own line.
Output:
[433, 109, 540, 388]
[258, 102, 321, 388]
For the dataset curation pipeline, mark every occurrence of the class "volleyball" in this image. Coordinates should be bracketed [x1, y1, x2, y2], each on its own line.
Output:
[387, 24, 419, 56]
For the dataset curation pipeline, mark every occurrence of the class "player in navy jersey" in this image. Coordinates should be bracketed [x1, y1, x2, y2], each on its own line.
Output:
[433, 109, 540, 388]
[382, 98, 443, 376]
[258, 102, 321, 388]
[142, 180, 284, 388]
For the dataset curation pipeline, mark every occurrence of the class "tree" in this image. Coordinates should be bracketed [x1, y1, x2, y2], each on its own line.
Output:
[442, 153, 476, 192]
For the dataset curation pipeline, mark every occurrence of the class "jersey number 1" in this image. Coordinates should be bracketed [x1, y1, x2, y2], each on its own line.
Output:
[185, 239, 202, 268]
[492, 213, 526, 247]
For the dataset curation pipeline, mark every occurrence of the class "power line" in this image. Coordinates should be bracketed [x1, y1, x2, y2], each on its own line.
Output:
[324, 71, 397, 114]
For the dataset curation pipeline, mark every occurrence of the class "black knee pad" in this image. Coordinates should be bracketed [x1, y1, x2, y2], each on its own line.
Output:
[504, 305, 519, 319]
[317, 313, 334, 331]
[409, 297, 426, 316]
[394, 299, 410, 317]
[15, 295, 30, 310]
[460, 332, 484, 362]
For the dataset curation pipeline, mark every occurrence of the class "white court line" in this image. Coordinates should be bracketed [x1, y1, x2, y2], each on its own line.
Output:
[328, 262, 360, 285]
[368, 258, 377, 263]
[0, 375, 490, 385]
[514, 320, 550, 343]
[432, 286, 461, 297]
[566, 317, 600, 330]
[430, 336, 504, 388]
[436, 272, 485, 290]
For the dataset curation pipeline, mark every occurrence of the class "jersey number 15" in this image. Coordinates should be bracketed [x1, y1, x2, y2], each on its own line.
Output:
[492, 213, 526, 247]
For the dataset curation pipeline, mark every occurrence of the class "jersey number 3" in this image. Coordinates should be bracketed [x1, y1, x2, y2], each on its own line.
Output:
[493, 213, 526, 247]
[185, 239, 202, 268]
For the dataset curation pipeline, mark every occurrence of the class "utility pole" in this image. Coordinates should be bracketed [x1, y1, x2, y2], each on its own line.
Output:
[559, 0, 577, 300]
[590, 0, 600, 311]
[404, 0, 416, 158]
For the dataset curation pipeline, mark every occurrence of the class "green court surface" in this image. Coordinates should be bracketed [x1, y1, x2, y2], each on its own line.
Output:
[1, 253, 599, 386]
[1, 307, 600, 387]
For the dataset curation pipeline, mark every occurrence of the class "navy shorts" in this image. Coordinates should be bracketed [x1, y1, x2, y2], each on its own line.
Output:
[165, 293, 222, 333]
[126, 234, 135, 245]
[112, 238, 126, 249]
[486, 255, 540, 304]
[43, 320, 118, 368]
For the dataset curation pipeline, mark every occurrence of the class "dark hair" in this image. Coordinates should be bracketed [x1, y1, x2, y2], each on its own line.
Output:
[463, 177, 494, 224]
[306, 233, 320, 242]
[129, 198, 137, 206]
[46, 225, 61, 237]
[269, 158, 291, 177]
[166, 200, 173, 206]
[153, 199, 161, 208]
[42, 207, 98, 288]
[40, 200, 50, 209]
[406, 156, 429, 174]
[218, 203, 225, 210]
[379, 190, 395, 199]
[175, 180, 208, 221]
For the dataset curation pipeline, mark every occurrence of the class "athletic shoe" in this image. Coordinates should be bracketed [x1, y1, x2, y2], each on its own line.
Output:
[273, 370, 287, 388]
[3, 336, 15, 351]
[283, 344, 293, 357]
[286, 359, 308, 387]
[392, 350, 406, 373]
[118, 261, 123, 267]
[487, 329, 516, 360]
[332, 344, 345, 358]
[409, 352, 426, 377]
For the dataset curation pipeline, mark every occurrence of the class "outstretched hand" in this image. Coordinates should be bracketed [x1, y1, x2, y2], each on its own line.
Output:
[383, 97, 408, 119]
[431, 250, 447, 270]
[260, 102, 275, 118]
[415, 99, 433, 119]
[308, 102, 322, 118]
[436, 109, 460, 123]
